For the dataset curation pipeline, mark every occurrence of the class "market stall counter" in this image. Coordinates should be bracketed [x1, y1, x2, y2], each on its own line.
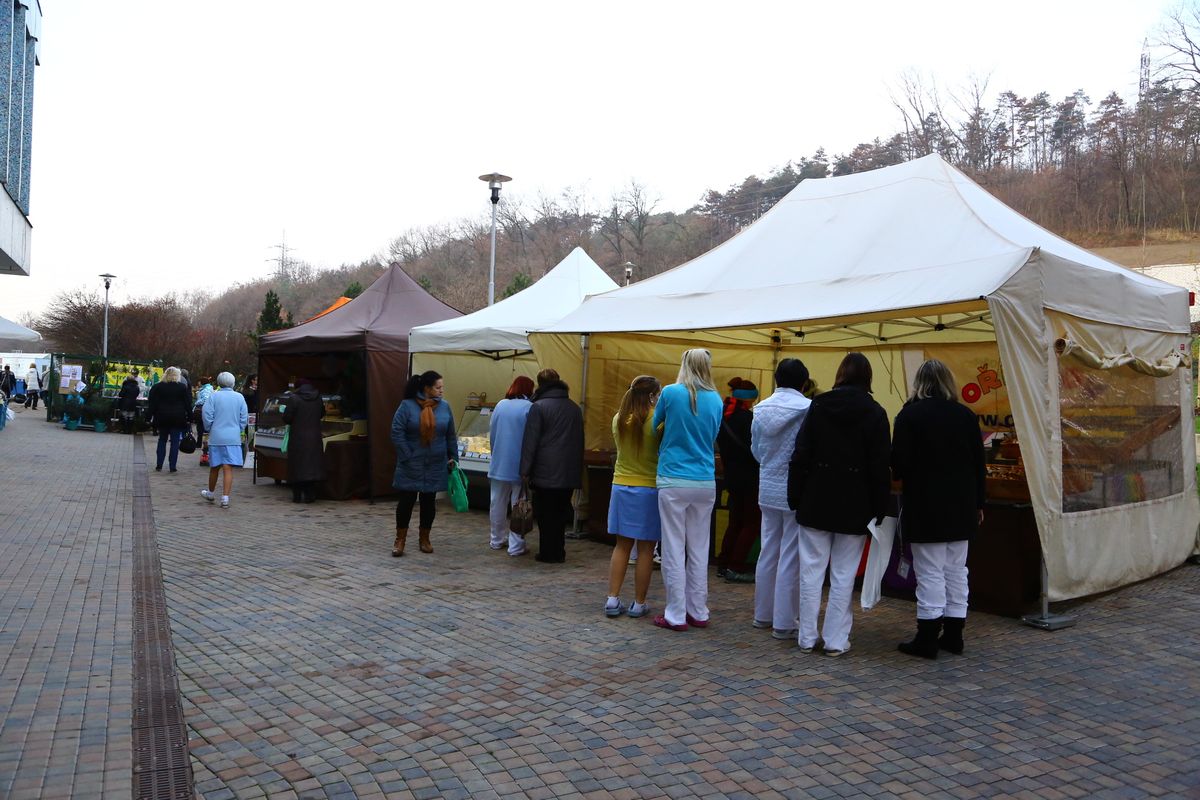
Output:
[253, 391, 369, 499]
[455, 402, 495, 511]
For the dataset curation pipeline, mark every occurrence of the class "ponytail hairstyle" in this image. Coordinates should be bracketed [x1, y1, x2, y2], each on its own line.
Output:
[505, 375, 535, 400]
[676, 349, 716, 414]
[616, 375, 661, 455]
[404, 370, 443, 400]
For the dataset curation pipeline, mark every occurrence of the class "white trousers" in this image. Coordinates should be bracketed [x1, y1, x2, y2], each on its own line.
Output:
[798, 526, 866, 651]
[658, 486, 715, 627]
[911, 540, 970, 619]
[754, 507, 801, 630]
[488, 480, 525, 555]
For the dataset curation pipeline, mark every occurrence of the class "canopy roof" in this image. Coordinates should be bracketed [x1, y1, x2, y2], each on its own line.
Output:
[544, 155, 1188, 338]
[409, 247, 618, 353]
[260, 264, 460, 354]
[0, 314, 40, 344]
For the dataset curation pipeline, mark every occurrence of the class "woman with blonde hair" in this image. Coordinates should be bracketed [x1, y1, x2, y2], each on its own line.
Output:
[604, 375, 662, 618]
[147, 367, 192, 472]
[652, 350, 722, 631]
[891, 359, 985, 658]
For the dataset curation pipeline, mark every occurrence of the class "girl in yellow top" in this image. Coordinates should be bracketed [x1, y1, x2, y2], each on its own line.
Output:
[605, 376, 662, 618]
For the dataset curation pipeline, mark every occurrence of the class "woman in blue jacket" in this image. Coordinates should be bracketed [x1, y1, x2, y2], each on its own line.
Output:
[390, 370, 457, 557]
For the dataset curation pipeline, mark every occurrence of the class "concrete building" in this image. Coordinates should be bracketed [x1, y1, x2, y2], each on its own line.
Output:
[1130, 263, 1200, 323]
[0, 0, 40, 277]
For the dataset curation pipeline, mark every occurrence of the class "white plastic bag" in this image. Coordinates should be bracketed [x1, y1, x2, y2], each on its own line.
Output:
[4, 405, 13, 422]
[861, 515, 897, 610]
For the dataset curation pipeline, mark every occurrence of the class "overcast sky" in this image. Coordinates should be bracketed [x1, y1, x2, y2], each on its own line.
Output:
[0, 0, 1177, 322]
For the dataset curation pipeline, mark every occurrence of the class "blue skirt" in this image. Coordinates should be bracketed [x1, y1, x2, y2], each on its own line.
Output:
[209, 445, 244, 467]
[608, 484, 661, 541]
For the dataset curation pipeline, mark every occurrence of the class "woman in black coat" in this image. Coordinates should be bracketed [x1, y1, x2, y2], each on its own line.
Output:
[281, 380, 326, 503]
[147, 367, 192, 471]
[716, 377, 760, 582]
[519, 368, 584, 564]
[117, 372, 142, 434]
[787, 352, 890, 657]
[890, 359, 986, 659]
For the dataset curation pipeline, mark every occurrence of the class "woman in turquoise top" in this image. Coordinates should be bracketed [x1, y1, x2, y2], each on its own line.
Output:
[651, 349, 722, 632]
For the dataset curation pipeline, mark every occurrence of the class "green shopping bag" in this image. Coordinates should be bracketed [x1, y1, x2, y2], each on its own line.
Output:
[280, 425, 290, 454]
[448, 462, 469, 512]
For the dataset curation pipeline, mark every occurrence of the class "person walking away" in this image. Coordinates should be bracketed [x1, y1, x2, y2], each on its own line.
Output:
[241, 374, 259, 412]
[716, 377, 760, 583]
[390, 370, 457, 556]
[891, 359, 985, 659]
[23, 363, 42, 410]
[652, 349, 722, 631]
[519, 369, 584, 564]
[193, 377, 215, 465]
[282, 379, 325, 503]
[604, 375, 662, 618]
[750, 358, 813, 640]
[488, 375, 535, 556]
[201, 372, 249, 508]
[1, 365, 15, 399]
[117, 370, 141, 433]
[788, 352, 890, 657]
[148, 367, 192, 471]
[179, 369, 191, 392]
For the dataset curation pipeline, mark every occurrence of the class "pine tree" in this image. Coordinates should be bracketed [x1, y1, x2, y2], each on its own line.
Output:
[344, 281, 364, 299]
[256, 290, 288, 336]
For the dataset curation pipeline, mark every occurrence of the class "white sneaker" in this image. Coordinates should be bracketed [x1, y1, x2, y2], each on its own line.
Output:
[200, 489, 215, 502]
[220, 496, 230, 508]
[489, 542, 505, 550]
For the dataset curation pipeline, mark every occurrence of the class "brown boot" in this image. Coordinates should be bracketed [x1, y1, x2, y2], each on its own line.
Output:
[418, 528, 433, 553]
[391, 528, 407, 557]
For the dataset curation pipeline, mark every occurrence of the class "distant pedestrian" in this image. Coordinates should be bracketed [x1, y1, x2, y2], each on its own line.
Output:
[282, 379, 325, 503]
[519, 368, 584, 564]
[891, 359, 985, 659]
[788, 352, 890, 657]
[148, 367, 192, 472]
[487, 375, 535, 556]
[389, 370, 457, 556]
[0, 365, 14, 398]
[23, 363, 43, 410]
[652, 349, 722, 632]
[117, 370, 141, 433]
[716, 377, 760, 583]
[179, 369, 191, 392]
[750, 358, 812, 639]
[241, 374, 258, 413]
[200, 372, 249, 509]
[604, 375, 661, 619]
[193, 376, 214, 465]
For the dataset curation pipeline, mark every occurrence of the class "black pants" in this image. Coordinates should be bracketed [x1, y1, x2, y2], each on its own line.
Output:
[24, 391, 39, 410]
[532, 486, 574, 561]
[395, 491, 436, 530]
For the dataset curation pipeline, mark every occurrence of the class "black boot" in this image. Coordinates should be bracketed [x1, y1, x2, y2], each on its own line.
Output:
[302, 484, 316, 504]
[291, 485, 303, 503]
[898, 617, 942, 659]
[939, 617, 965, 655]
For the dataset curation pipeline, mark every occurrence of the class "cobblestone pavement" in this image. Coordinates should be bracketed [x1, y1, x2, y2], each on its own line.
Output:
[147, 450, 1200, 800]
[0, 412, 133, 799]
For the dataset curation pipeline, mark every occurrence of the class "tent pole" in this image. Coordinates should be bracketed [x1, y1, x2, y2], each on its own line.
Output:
[1021, 555, 1077, 631]
[569, 333, 591, 539]
[367, 357, 374, 505]
[253, 353, 261, 485]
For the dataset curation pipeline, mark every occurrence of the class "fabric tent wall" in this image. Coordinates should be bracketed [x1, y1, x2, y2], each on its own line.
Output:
[367, 349, 409, 498]
[411, 351, 539, 421]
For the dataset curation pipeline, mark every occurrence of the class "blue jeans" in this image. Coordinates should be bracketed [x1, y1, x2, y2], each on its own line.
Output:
[156, 428, 183, 470]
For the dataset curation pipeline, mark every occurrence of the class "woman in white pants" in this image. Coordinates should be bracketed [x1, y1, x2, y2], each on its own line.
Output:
[487, 376, 535, 556]
[787, 353, 891, 657]
[890, 359, 985, 658]
[749, 358, 812, 640]
[652, 350, 722, 632]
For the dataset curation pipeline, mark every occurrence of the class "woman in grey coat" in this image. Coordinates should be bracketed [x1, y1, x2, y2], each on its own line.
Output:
[281, 380, 326, 503]
[390, 370, 457, 557]
[519, 368, 583, 564]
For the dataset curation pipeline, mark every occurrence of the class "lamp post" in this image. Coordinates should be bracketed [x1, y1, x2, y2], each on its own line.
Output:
[622, 261, 635, 286]
[98, 273, 116, 359]
[478, 172, 511, 306]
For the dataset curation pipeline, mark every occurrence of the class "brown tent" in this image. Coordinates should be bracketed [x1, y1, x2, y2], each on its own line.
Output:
[258, 264, 461, 498]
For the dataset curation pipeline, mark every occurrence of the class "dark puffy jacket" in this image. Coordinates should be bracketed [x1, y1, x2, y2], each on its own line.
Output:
[391, 395, 456, 493]
[282, 384, 326, 483]
[891, 397, 985, 543]
[147, 381, 191, 430]
[519, 382, 583, 489]
[787, 386, 890, 536]
[717, 405, 758, 493]
[117, 378, 141, 412]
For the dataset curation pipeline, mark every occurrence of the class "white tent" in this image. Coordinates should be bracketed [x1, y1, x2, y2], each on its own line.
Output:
[534, 154, 1198, 602]
[0, 315, 40, 344]
[410, 246, 618, 416]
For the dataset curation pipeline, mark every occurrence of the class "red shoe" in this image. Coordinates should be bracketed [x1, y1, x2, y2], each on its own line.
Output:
[686, 614, 710, 628]
[653, 616, 688, 632]
[199, 454, 209, 466]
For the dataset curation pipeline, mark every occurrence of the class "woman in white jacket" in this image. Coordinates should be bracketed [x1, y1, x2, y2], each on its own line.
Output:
[749, 358, 812, 640]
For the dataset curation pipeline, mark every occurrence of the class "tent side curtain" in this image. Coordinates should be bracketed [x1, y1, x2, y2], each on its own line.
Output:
[367, 349, 409, 498]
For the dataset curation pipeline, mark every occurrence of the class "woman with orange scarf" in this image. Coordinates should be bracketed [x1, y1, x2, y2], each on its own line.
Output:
[389, 370, 458, 557]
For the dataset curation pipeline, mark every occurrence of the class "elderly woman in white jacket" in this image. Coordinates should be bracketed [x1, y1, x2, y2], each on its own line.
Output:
[749, 358, 813, 640]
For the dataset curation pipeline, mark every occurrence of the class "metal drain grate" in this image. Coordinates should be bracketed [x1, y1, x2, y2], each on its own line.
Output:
[131, 435, 196, 800]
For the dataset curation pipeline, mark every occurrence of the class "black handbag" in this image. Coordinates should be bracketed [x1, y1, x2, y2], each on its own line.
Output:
[179, 430, 198, 454]
[509, 485, 534, 536]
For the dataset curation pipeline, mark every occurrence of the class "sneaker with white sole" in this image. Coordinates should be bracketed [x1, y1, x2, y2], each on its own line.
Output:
[772, 628, 798, 640]
[824, 644, 851, 657]
[220, 496, 230, 508]
[605, 598, 627, 618]
[752, 619, 772, 629]
[628, 601, 650, 618]
[200, 489, 215, 502]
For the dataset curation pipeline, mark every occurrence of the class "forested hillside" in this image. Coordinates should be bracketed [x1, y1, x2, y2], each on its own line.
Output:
[33, 4, 1200, 378]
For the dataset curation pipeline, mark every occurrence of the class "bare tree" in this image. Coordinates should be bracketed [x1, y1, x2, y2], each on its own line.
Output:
[1157, 2, 1200, 91]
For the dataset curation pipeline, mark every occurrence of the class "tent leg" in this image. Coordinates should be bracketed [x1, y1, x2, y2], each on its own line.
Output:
[1021, 557, 1077, 631]
[567, 333, 590, 540]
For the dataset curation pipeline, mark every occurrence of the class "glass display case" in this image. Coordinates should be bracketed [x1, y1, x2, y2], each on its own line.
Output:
[254, 393, 366, 454]
[457, 404, 494, 474]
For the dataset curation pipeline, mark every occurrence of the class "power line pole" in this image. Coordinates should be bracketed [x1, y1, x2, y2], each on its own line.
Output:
[268, 231, 293, 281]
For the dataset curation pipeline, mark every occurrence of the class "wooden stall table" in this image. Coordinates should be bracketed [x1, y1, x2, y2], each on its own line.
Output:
[320, 439, 369, 500]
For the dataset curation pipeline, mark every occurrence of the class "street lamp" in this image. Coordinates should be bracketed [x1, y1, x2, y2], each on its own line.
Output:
[98, 273, 116, 359]
[478, 172, 511, 306]
[622, 261, 635, 286]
